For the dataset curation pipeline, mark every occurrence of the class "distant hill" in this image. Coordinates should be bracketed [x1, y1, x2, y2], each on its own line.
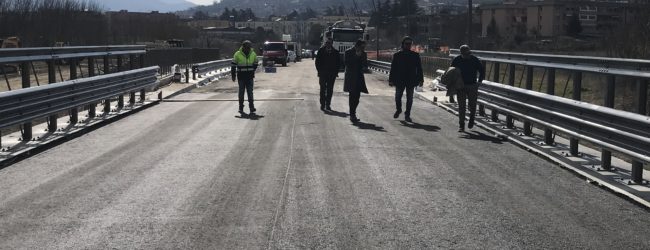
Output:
[182, 0, 501, 17]
[101, 0, 196, 13]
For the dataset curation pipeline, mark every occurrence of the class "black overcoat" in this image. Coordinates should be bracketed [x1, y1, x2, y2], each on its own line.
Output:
[343, 48, 369, 94]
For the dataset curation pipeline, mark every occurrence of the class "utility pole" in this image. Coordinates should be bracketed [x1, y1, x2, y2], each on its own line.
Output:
[467, 0, 473, 46]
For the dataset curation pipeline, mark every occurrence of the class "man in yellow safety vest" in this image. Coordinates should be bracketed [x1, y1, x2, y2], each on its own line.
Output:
[231, 40, 259, 114]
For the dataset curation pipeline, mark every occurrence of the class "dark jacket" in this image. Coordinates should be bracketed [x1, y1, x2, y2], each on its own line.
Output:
[389, 50, 424, 88]
[451, 55, 485, 85]
[343, 48, 368, 94]
[315, 46, 341, 78]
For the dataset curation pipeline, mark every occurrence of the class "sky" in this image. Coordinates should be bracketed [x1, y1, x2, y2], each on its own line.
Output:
[187, 0, 215, 5]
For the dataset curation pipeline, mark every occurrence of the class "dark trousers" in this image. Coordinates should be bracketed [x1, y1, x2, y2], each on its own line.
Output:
[395, 85, 415, 116]
[238, 77, 254, 108]
[319, 75, 336, 107]
[457, 84, 478, 126]
[349, 91, 361, 115]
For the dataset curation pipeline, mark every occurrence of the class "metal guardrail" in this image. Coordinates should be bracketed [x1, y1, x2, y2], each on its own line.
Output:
[191, 59, 232, 80]
[1, 45, 147, 92]
[450, 49, 650, 73]
[367, 60, 391, 74]
[449, 49, 650, 174]
[370, 59, 650, 183]
[0, 45, 145, 64]
[0, 66, 159, 146]
[478, 80, 650, 162]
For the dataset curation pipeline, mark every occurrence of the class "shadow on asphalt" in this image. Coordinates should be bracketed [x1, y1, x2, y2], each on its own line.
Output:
[460, 131, 503, 144]
[352, 121, 386, 132]
[235, 113, 265, 120]
[324, 109, 348, 118]
[399, 121, 441, 132]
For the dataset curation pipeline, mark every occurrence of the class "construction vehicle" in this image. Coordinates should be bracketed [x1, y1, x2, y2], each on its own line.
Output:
[322, 20, 369, 71]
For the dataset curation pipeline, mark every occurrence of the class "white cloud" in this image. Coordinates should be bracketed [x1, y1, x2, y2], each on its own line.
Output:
[186, 0, 217, 5]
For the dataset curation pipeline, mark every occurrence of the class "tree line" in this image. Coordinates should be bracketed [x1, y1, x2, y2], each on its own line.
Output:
[0, 0, 196, 47]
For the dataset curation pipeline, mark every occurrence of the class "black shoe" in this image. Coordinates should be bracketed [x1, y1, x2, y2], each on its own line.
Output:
[468, 119, 475, 129]
[239, 106, 244, 113]
[405, 116, 412, 123]
[393, 109, 402, 119]
[350, 115, 360, 123]
[326, 105, 332, 111]
[459, 124, 465, 132]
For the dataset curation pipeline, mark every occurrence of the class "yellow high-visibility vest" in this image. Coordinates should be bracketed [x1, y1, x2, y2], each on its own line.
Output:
[231, 49, 258, 72]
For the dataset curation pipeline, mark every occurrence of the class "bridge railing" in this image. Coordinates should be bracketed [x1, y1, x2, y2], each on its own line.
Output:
[0, 66, 159, 147]
[191, 59, 232, 80]
[477, 80, 650, 183]
[1, 45, 146, 92]
[370, 54, 650, 184]
[449, 49, 650, 178]
[144, 48, 220, 77]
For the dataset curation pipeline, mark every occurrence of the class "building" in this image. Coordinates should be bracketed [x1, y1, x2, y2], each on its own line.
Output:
[424, 2, 468, 15]
[479, 0, 640, 38]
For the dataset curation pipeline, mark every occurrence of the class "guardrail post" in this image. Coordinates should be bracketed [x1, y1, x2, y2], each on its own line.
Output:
[636, 79, 647, 115]
[601, 75, 616, 170]
[117, 55, 123, 72]
[47, 61, 58, 132]
[103, 56, 110, 74]
[69, 60, 79, 124]
[185, 67, 190, 83]
[87, 58, 97, 118]
[505, 64, 516, 128]
[20, 62, 32, 141]
[129, 55, 136, 70]
[478, 61, 487, 117]
[631, 79, 648, 183]
[570, 71, 582, 156]
[492, 62, 500, 83]
[489, 63, 500, 121]
[102, 56, 112, 115]
[116, 56, 124, 110]
[129, 92, 136, 106]
[127, 56, 137, 105]
[544, 68, 556, 145]
[523, 66, 534, 136]
[139, 54, 145, 68]
[140, 89, 146, 103]
[192, 66, 197, 80]
[632, 162, 644, 184]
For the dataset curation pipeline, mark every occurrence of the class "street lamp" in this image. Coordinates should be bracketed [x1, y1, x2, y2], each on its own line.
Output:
[467, 0, 473, 46]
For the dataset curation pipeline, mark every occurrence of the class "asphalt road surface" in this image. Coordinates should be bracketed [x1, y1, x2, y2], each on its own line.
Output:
[1, 61, 649, 249]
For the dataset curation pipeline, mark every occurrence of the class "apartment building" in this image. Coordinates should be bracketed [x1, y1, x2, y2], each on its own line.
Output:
[480, 0, 639, 38]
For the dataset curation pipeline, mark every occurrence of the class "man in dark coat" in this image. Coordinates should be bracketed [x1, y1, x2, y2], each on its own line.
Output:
[389, 37, 423, 122]
[344, 39, 368, 123]
[315, 37, 341, 111]
[451, 45, 485, 132]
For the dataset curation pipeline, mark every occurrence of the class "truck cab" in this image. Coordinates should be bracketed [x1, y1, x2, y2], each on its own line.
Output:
[262, 41, 288, 67]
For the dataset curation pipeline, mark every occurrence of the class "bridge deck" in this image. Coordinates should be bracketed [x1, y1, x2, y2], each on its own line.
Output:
[0, 61, 649, 248]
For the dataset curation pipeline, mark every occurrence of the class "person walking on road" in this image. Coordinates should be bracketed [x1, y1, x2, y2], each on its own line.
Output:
[315, 37, 341, 111]
[344, 39, 369, 123]
[389, 37, 423, 123]
[231, 40, 259, 115]
[451, 45, 485, 132]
